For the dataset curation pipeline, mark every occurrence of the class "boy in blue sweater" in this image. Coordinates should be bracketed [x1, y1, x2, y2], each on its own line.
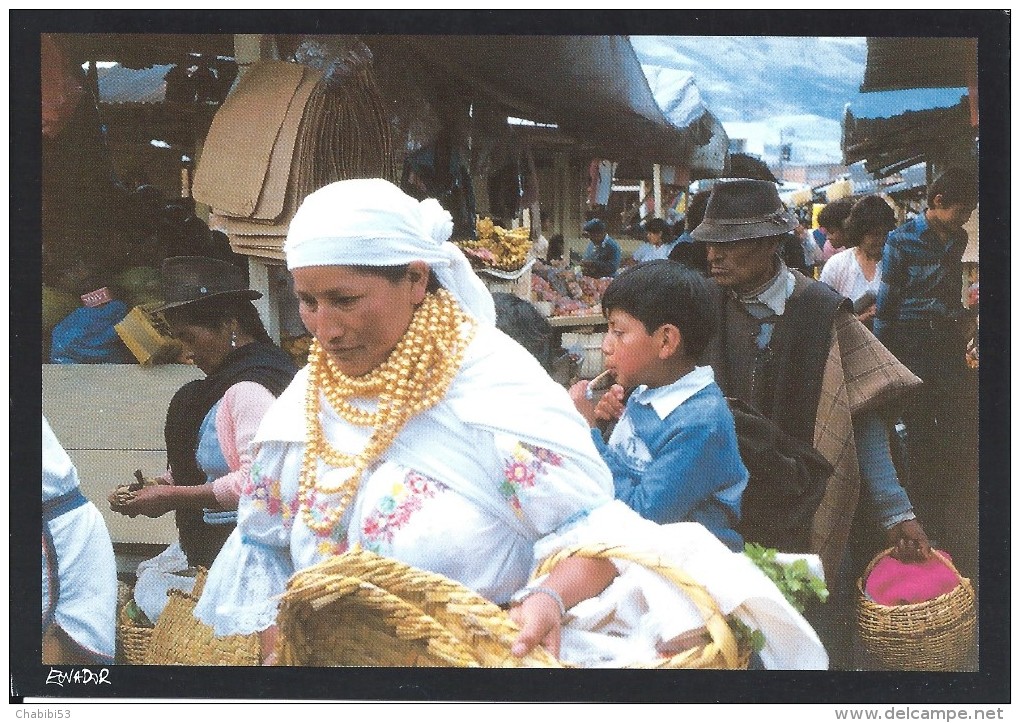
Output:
[570, 260, 748, 550]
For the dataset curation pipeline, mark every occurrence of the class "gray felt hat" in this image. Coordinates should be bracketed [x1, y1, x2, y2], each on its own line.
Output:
[690, 179, 797, 243]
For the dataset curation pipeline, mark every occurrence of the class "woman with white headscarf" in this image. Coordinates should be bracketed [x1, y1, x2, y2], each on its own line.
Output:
[195, 179, 827, 669]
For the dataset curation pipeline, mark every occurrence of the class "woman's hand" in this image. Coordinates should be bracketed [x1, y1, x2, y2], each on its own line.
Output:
[568, 380, 599, 426]
[509, 592, 563, 659]
[507, 557, 618, 660]
[260, 625, 279, 666]
[110, 485, 177, 518]
[886, 518, 932, 562]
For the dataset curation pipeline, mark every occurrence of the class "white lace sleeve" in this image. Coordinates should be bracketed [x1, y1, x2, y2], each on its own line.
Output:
[193, 440, 298, 637]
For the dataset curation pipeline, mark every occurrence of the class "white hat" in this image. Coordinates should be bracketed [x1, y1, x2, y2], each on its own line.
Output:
[285, 178, 495, 324]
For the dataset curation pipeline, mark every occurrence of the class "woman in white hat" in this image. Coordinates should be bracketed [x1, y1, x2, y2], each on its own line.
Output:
[195, 179, 827, 669]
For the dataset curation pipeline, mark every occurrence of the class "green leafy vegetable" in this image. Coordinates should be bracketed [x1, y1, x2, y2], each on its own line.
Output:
[743, 542, 829, 613]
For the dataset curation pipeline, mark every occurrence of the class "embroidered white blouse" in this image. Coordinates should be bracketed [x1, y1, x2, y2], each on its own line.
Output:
[195, 324, 827, 669]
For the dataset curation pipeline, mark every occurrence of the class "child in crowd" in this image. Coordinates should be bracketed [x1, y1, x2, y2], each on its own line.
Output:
[569, 260, 748, 550]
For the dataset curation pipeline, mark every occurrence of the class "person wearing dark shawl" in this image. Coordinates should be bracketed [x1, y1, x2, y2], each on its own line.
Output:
[110, 257, 296, 620]
[693, 180, 930, 669]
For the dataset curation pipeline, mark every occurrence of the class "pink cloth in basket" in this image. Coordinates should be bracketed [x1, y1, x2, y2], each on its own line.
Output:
[865, 551, 960, 605]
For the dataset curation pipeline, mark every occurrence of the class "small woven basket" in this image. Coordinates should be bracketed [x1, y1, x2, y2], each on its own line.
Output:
[856, 548, 977, 671]
[117, 604, 154, 665]
[533, 543, 750, 670]
[275, 545, 748, 668]
[144, 568, 261, 666]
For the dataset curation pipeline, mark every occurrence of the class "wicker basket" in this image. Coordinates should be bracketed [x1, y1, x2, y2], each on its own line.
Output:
[856, 548, 977, 671]
[534, 543, 750, 670]
[144, 568, 261, 666]
[117, 603, 154, 665]
[276, 548, 559, 667]
[275, 546, 748, 668]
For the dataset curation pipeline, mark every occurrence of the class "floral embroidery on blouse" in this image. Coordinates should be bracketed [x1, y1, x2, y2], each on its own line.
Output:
[361, 470, 446, 553]
[499, 442, 564, 517]
[316, 536, 349, 558]
[245, 460, 290, 518]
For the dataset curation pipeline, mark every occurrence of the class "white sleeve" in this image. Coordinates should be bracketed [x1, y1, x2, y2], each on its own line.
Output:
[193, 440, 298, 637]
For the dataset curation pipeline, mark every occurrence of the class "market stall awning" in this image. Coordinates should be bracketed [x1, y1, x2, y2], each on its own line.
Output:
[845, 37, 979, 178]
[57, 33, 236, 68]
[401, 35, 726, 175]
[842, 89, 973, 177]
[860, 37, 977, 92]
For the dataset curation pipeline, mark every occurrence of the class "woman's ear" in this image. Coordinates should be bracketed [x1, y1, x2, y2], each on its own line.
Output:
[657, 324, 683, 360]
[406, 260, 431, 303]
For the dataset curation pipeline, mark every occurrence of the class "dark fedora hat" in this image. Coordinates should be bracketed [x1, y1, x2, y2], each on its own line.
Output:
[690, 179, 797, 243]
[152, 256, 261, 312]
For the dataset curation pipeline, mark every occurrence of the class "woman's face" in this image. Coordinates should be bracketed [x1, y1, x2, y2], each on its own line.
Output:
[646, 230, 663, 246]
[858, 230, 888, 259]
[169, 321, 233, 374]
[292, 262, 430, 377]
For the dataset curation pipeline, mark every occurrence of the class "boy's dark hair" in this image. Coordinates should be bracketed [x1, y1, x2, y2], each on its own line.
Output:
[927, 167, 978, 206]
[817, 198, 854, 231]
[601, 259, 716, 359]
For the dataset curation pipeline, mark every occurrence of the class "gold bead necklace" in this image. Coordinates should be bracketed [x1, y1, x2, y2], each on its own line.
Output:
[298, 288, 475, 535]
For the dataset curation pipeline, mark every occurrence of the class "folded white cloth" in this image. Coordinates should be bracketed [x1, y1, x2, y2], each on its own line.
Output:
[535, 501, 828, 670]
[133, 541, 199, 623]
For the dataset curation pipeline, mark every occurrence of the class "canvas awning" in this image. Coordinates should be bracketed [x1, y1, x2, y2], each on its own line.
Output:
[57, 33, 235, 68]
[860, 37, 977, 92]
[397, 35, 726, 175]
[842, 89, 973, 177]
[55, 33, 726, 175]
[843, 37, 979, 178]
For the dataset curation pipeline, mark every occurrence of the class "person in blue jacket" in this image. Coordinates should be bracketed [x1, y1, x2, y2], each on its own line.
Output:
[569, 260, 748, 550]
[579, 218, 621, 278]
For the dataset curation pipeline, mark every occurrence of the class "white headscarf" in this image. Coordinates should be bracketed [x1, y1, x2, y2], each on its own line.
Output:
[285, 178, 496, 324]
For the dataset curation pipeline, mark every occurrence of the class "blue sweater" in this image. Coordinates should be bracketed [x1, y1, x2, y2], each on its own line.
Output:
[593, 368, 748, 550]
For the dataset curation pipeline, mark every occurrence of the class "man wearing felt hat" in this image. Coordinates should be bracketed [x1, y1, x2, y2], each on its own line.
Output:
[579, 218, 621, 278]
[693, 179, 931, 669]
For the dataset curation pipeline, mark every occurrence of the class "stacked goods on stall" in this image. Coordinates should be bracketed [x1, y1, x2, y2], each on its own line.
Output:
[194, 58, 397, 261]
[453, 217, 534, 299]
[192, 49, 396, 360]
[531, 261, 613, 378]
[455, 217, 532, 272]
[531, 261, 612, 318]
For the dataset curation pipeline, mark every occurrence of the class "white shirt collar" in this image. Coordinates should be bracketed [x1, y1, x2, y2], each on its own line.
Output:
[737, 260, 796, 316]
[631, 365, 715, 420]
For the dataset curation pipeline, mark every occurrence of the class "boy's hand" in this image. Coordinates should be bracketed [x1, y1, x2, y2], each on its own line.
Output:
[568, 380, 599, 426]
[594, 384, 626, 423]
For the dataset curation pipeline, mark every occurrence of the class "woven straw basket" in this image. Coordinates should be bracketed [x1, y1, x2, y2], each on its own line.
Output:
[856, 548, 977, 671]
[275, 545, 748, 668]
[534, 543, 749, 669]
[143, 568, 261, 666]
[117, 604, 154, 665]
